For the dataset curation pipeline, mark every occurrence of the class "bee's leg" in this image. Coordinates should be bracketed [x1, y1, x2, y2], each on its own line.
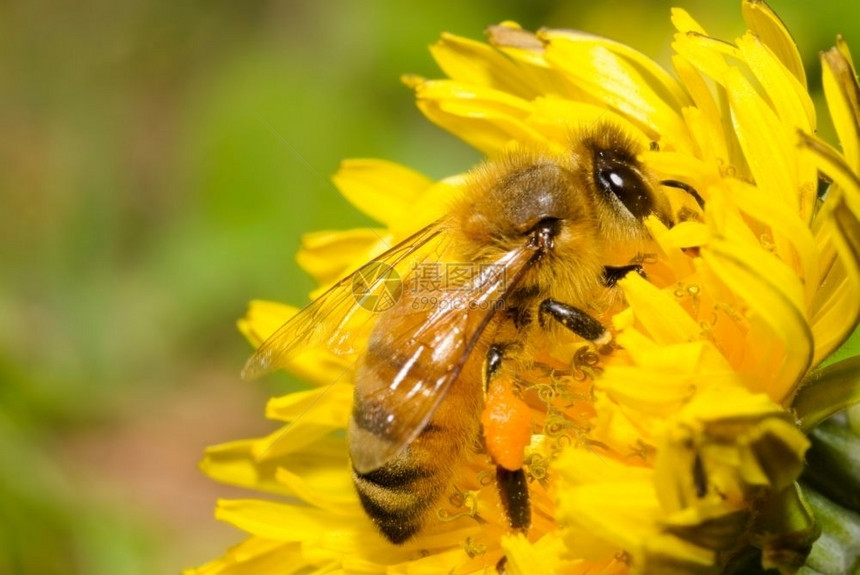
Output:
[538, 299, 611, 346]
[601, 264, 645, 287]
[483, 344, 505, 394]
[496, 466, 530, 530]
[482, 345, 531, 532]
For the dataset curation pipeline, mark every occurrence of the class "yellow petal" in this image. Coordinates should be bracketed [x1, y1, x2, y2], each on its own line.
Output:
[540, 30, 690, 148]
[237, 300, 351, 384]
[643, 149, 719, 198]
[558, 524, 624, 565]
[662, 507, 751, 553]
[599, 365, 696, 416]
[671, 31, 745, 170]
[501, 533, 565, 575]
[200, 436, 349, 496]
[808, 242, 858, 365]
[671, 31, 733, 89]
[183, 537, 304, 575]
[601, 342, 742, 416]
[331, 158, 433, 228]
[822, 40, 860, 174]
[274, 468, 359, 514]
[628, 339, 733, 374]
[296, 228, 388, 288]
[430, 32, 544, 100]
[679, 386, 786, 425]
[654, 387, 808, 519]
[637, 533, 715, 573]
[199, 439, 294, 496]
[557, 480, 662, 554]
[653, 424, 708, 514]
[670, 7, 708, 35]
[250, 418, 345, 461]
[555, 447, 653, 485]
[811, 202, 860, 364]
[216, 499, 355, 544]
[671, 54, 718, 128]
[662, 220, 709, 250]
[617, 272, 702, 345]
[238, 300, 297, 347]
[703, 239, 813, 400]
[737, 418, 809, 490]
[799, 133, 860, 363]
[528, 96, 650, 153]
[671, 55, 728, 162]
[670, 7, 756, 171]
[736, 32, 818, 222]
[645, 217, 697, 278]
[486, 23, 578, 98]
[590, 390, 657, 455]
[538, 27, 691, 111]
[723, 178, 817, 307]
[265, 381, 352, 426]
[741, 0, 807, 87]
[213, 500, 390, 566]
[725, 67, 797, 210]
[736, 32, 815, 132]
[701, 187, 761, 251]
[405, 76, 547, 156]
[396, 547, 483, 575]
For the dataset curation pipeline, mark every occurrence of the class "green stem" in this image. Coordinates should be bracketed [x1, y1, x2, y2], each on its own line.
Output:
[802, 417, 860, 514]
[798, 484, 860, 575]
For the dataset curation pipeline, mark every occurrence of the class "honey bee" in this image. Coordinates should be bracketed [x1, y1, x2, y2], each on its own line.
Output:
[242, 123, 677, 544]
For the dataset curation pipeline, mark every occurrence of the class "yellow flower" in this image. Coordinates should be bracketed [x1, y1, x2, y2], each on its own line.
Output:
[189, 2, 860, 574]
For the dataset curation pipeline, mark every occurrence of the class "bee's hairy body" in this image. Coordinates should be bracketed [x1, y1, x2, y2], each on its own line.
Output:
[348, 124, 671, 543]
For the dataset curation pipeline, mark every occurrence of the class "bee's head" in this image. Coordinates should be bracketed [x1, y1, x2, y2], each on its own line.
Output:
[455, 126, 669, 259]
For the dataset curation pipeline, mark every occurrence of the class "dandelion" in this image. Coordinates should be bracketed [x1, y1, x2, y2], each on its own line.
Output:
[189, 2, 860, 573]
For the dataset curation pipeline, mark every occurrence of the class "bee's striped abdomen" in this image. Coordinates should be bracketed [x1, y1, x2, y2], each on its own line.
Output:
[349, 295, 484, 544]
[352, 448, 448, 544]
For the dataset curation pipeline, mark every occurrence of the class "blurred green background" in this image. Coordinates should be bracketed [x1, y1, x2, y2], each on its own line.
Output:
[0, 1, 856, 573]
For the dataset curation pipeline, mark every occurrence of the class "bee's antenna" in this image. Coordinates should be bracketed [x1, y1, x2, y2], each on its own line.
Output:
[661, 179, 705, 209]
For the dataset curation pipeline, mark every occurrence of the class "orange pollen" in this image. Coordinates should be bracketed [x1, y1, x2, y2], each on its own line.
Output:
[481, 374, 532, 471]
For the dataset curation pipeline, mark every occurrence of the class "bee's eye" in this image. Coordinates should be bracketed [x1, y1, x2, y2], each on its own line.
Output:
[594, 154, 653, 220]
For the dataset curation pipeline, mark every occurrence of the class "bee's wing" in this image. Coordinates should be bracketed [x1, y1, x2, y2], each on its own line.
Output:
[350, 244, 539, 473]
[241, 222, 447, 381]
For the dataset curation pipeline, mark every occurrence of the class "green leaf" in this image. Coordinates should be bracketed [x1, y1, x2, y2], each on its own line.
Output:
[821, 325, 860, 370]
[794, 356, 860, 432]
